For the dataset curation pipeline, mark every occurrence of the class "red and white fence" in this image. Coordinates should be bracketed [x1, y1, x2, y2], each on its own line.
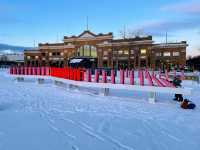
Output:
[9, 67, 181, 88]
[9, 67, 192, 103]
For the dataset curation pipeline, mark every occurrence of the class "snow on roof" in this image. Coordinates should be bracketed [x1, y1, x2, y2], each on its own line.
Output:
[69, 58, 83, 64]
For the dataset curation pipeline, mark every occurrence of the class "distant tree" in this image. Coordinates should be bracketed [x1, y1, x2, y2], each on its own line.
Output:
[119, 27, 146, 39]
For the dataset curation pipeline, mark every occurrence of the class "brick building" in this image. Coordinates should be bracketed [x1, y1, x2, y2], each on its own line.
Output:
[24, 30, 187, 69]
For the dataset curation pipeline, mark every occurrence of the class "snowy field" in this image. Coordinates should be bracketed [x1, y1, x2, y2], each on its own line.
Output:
[0, 69, 200, 150]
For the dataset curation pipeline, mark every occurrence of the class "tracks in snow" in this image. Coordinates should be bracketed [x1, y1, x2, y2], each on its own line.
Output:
[41, 110, 134, 150]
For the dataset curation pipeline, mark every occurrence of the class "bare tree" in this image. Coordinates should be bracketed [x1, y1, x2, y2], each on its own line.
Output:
[118, 27, 146, 39]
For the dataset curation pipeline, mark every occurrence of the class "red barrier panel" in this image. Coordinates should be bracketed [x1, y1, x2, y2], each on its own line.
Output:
[41, 67, 45, 76]
[125, 69, 128, 78]
[37, 67, 41, 75]
[46, 67, 50, 76]
[165, 69, 169, 80]
[120, 70, 124, 84]
[13, 67, 17, 74]
[139, 70, 144, 86]
[24, 67, 28, 75]
[32, 67, 36, 75]
[16, 67, 20, 75]
[69, 68, 73, 80]
[86, 69, 91, 82]
[111, 70, 115, 84]
[102, 70, 107, 83]
[28, 67, 32, 75]
[146, 71, 153, 86]
[80, 69, 84, 81]
[144, 69, 148, 79]
[76, 68, 81, 81]
[73, 69, 77, 81]
[95, 69, 99, 83]
[20, 67, 24, 75]
[160, 78, 175, 88]
[10, 67, 13, 74]
[152, 76, 165, 87]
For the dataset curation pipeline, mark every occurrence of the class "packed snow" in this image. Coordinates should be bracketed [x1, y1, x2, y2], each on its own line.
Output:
[0, 69, 200, 150]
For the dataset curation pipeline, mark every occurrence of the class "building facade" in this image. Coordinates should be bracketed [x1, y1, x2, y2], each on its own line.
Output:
[24, 30, 187, 69]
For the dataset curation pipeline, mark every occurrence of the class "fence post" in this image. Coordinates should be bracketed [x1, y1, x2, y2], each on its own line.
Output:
[111, 69, 115, 84]
[10, 67, 13, 74]
[144, 69, 148, 79]
[102, 70, 107, 83]
[73, 69, 77, 81]
[94, 69, 99, 83]
[24, 67, 27, 75]
[120, 69, 124, 84]
[86, 69, 91, 82]
[159, 68, 162, 79]
[28, 67, 32, 75]
[81, 69, 84, 81]
[32, 67, 36, 75]
[129, 70, 134, 85]
[37, 67, 41, 75]
[41, 67, 45, 76]
[165, 69, 169, 80]
[125, 68, 128, 78]
[139, 70, 144, 86]
[77, 68, 81, 81]
[16, 67, 20, 75]
[20, 67, 24, 75]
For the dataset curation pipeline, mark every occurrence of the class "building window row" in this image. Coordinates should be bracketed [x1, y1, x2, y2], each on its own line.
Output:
[140, 49, 147, 54]
[77, 45, 97, 57]
[156, 51, 180, 57]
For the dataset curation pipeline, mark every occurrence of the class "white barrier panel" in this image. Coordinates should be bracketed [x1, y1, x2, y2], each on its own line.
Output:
[11, 74, 192, 96]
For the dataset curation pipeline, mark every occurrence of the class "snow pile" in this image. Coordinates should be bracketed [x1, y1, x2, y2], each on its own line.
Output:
[0, 70, 200, 150]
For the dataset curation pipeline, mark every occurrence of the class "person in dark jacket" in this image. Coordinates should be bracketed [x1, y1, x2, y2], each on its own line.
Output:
[173, 76, 183, 102]
[181, 99, 196, 109]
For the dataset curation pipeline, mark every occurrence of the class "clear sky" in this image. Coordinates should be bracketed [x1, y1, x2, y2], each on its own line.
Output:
[0, 0, 199, 56]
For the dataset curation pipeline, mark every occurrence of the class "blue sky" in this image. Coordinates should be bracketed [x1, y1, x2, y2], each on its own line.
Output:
[0, 0, 199, 56]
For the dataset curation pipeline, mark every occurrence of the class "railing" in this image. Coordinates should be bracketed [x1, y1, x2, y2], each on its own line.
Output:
[9, 66, 180, 88]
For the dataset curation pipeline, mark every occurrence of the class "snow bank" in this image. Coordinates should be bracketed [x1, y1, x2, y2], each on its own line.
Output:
[0, 70, 200, 150]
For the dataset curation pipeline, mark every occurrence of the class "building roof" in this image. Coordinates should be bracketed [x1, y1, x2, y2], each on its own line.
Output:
[153, 41, 188, 48]
[64, 30, 113, 39]
[112, 36, 152, 43]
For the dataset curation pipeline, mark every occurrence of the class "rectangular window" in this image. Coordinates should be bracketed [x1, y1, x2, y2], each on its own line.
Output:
[124, 50, 129, 55]
[140, 56, 146, 59]
[103, 51, 108, 55]
[163, 52, 171, 57]
[113, 51, 118, 55]
[118, 50, 123, 55]
[156, 52, 162, 57]
[140, 49, 147, 54]
[130, 50, 134, 54]
[173, 52, 180, 56]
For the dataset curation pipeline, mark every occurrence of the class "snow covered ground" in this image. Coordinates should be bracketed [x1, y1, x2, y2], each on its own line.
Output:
[0, 69, 200, 150]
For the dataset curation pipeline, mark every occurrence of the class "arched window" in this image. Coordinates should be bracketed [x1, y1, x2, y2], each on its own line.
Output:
[77, 45, 97, 57]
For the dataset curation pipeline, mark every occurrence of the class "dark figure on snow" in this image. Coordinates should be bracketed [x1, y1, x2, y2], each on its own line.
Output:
[172, 76, 183, 102]
[181, 99, 196, 109]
